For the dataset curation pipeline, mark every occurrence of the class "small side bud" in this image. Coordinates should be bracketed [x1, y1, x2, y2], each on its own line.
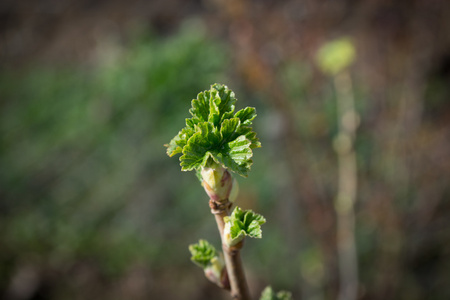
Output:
[189, 240, 229, 289]
[223, 220, 244, 247]
[204, 255, 229, 289]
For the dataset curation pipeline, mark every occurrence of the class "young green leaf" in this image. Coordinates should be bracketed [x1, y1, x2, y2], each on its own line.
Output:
[235, 107, 257, 125]
[223, 206, 266, 246]
[165, 83, 260, 177]
[166, 126, 195, 157]
[259, 286, 293, 300]
[189, 239, 220, 269]
[213, 83, 236, 123]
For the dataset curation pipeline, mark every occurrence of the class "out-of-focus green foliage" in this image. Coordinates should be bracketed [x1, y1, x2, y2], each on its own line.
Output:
[0, 19, 229, 287]
[259, 286, 293, 300]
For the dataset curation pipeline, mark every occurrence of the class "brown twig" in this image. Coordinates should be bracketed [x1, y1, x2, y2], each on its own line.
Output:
[210, 200, 251, 300]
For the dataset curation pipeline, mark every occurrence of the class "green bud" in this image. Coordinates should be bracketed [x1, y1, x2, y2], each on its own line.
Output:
[223, 219, 242, 247]
[204, 255, 228, 288]
[201, 162, 237, 202]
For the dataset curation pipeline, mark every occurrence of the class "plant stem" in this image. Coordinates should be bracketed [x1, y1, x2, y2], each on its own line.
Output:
[223, 244, 250, 300]
[333, 70, 359, 300]
[210, 200, 251, 300]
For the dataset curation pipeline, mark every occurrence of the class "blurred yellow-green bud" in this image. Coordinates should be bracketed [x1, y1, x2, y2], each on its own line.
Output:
[201, 163, 237, 202]
[316, 37, 356, 75]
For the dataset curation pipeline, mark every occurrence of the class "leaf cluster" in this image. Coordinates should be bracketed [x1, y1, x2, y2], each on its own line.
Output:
[188, 239, 219, 269]
[166, 83, 260, 177]
[224, 207, 266, 245]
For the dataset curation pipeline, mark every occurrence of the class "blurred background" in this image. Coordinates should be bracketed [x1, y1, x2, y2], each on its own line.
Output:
[1, 0, 450, 299]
